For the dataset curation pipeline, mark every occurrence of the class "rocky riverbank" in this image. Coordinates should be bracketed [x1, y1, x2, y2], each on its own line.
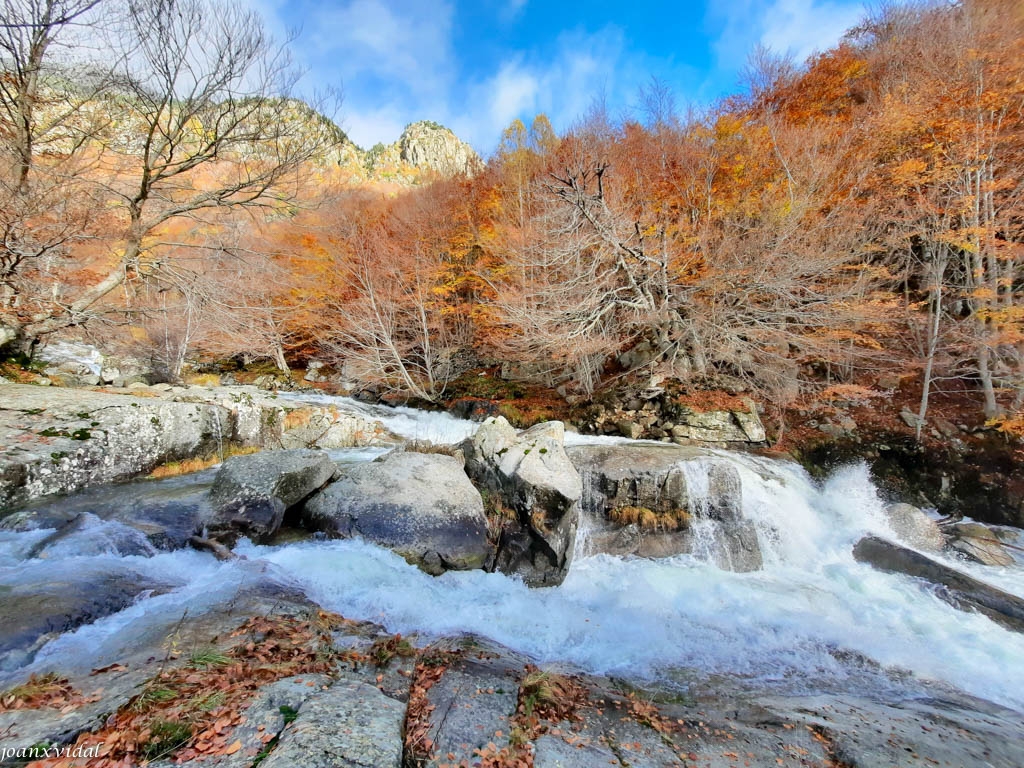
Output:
[1, 570, 1022, 768]
[2, 380, 1023, 768]
[0, 382, 389, 508]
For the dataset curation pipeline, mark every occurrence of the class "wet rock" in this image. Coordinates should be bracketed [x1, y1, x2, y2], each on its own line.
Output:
[946, 522, 1015, 566]
[3, 472, 214, 551]
[464, 418, 582, 586]
[883, 503, 944, 552]
[853, 535, 1024, 632]
[0, 565, 167, 671]
[28, 513, 157, 559]
[258, 680, 404, 768]
[568, 444, 760, 570]
[303, 451, 493, 574]
[209, 449, 336, 544]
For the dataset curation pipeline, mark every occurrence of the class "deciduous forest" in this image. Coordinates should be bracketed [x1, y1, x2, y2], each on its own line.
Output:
[2, 0, 1022, 438]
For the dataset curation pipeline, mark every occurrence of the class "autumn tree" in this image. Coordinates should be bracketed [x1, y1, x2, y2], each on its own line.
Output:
[0, 0, 111, 350]
[3, 0, 340, 351]
[862, 0, 1024, 424]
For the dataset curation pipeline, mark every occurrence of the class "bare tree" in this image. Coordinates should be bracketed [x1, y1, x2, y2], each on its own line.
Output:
[0, 0, 111, 349]
[11, 0, 341, 347]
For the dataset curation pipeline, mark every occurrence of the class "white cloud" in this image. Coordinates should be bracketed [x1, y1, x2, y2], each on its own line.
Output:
[245, 2, 683, 155]
[340, 107, 408, 149]
[759, 0, 864, 61]
[447, 26, 642, 153]
[709, 0, 864, 79]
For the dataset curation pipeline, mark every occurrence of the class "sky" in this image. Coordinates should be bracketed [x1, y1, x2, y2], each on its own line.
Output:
[247, 0, 866, 156]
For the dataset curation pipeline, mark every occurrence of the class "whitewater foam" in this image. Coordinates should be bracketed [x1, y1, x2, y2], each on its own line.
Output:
[5, 399, 1024, 714]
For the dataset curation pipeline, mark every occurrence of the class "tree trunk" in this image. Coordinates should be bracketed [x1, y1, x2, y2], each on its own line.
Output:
[272, 341, 290, 375]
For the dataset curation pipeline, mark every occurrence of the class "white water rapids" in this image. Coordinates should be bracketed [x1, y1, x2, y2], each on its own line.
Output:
[3, 395, 1023, 713]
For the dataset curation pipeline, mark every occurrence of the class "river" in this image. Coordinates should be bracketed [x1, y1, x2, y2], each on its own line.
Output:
[2, 393, 1022, 715]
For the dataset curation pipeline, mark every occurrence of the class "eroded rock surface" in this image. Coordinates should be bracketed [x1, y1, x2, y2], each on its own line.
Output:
[208, 449, 337, 544]
[464, 418, 582, 586]
[853, 535, 1024, 632]
[568, 444, 762, 571]
[303, 451, 493, 574]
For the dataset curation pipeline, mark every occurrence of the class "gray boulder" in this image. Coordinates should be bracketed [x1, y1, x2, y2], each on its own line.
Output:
[464, 418, 582, 587]
[302, 451, 493, 574]
[208, 449, 336, 544]
[853, 535, 1024, 632]
[567, 444, 761, 571]
[883, 503, 944, 552]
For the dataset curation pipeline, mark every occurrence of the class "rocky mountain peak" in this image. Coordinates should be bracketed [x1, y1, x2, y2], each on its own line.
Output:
[397, 121, 482, 177]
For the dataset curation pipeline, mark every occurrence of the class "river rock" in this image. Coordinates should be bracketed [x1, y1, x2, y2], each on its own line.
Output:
[568, 444, 760, 570]
[302, 451, 493, 574]
[883, 503, 944, 552]
[2, 471, 214, 551]
[208, 449, 336, 544]
[0, 565, 167, 671]
[463, 418, 582, 586]
[946, 522, 1015, 566]
[28, 513, 157, 559]
[258, 680, 404, 768]
[853, 535, 1024, 632]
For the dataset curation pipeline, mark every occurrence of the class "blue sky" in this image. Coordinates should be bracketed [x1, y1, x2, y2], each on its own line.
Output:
[248, 0, 865, 155]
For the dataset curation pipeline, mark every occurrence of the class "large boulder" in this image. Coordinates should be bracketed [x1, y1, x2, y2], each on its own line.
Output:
[567, 444, 761, 571]
[208, 449, 336, 544]
[302, 451, 493, 574]
[946, 522, 1015, 566]
[853, 535, 1024, 632]
[883, 503, 944, 552]
[463, 418, 582, 586]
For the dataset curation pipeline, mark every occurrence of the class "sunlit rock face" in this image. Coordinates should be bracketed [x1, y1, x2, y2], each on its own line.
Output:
[397, 121, 482, 177]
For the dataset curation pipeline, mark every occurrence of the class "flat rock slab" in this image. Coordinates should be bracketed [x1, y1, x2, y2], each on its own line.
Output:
[259, 680, 405, 768]
[0, 384, 238, 509]
[425, 668, 518, 767]
[193, 674, 334, 768]
[853, 535, 1024, 632]
[758, 693, 1024, 768]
